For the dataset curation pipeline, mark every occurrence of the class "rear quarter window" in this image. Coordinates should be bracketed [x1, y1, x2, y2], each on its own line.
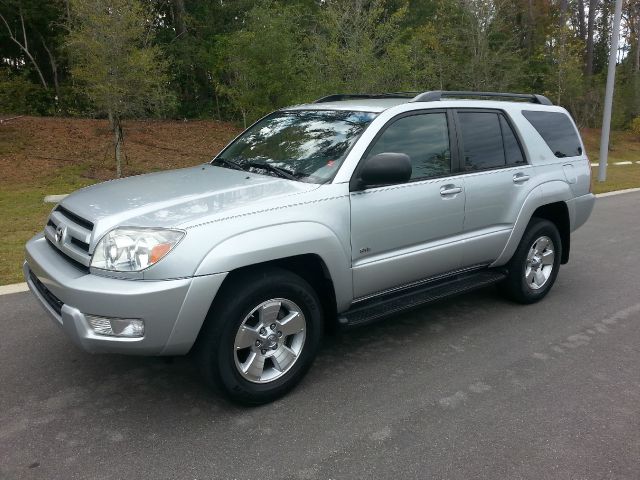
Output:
[522, 110, 582, 158]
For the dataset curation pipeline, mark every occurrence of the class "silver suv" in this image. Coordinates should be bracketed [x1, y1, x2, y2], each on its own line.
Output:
[25, 91, 595, 404]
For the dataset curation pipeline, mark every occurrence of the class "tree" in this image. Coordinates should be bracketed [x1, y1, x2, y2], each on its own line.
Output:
[67, 0, 174, 177]
[218, 2, 311, 125]
[153, 0, 258, 119]
[308, 0, 410, 94]
[0, 0, 67, 110]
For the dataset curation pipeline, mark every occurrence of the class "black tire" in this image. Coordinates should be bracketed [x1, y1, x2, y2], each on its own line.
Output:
[500, 218, 562, 304]
[196, 267, 323, 405]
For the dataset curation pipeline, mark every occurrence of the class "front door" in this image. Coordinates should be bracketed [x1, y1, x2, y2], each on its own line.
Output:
[350, 111, 466, 299]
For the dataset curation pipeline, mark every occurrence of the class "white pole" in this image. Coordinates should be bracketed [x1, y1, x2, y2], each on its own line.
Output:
[598, 0, 623, 182]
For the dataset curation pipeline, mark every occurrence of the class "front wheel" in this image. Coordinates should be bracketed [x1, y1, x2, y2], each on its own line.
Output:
[501, 218, 562, 304]
[196, 267, 323, 405]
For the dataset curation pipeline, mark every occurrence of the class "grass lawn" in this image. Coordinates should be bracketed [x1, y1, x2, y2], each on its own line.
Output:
[582, 128, 640, 194]
[1, 117, 639, 285]
[590, 163, 640, 194]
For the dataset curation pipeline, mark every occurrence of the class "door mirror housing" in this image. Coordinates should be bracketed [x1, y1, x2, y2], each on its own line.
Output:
[358, 152, 412, 189]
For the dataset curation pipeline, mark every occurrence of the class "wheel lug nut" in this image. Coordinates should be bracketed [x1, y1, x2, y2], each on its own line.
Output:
[270, 323, 276, 330]
[261, 349, 267, 355]
[255, 340, 262, 347]
[276, 331, 283, 337]
[259, 327, 267, 335]
[272, 344, 278, 350]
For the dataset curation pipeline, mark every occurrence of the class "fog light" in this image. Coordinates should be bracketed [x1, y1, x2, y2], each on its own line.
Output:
[87, 315, 144, 338]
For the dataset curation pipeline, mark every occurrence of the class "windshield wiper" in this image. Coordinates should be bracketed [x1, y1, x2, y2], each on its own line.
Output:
[245, 161, 298, 181]
[214, 157, 244, 171]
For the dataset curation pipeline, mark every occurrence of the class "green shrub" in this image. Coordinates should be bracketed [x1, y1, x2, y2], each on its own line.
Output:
[0, 70, 53, 115]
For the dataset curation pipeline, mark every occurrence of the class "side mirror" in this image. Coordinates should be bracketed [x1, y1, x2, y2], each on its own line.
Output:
[359, 152, 412, 188]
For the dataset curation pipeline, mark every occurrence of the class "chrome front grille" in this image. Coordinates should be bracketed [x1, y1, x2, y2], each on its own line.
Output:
[44, 206, 94, 269]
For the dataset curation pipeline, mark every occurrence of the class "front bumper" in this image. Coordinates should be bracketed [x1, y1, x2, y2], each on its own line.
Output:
[24, 234, 227, 355]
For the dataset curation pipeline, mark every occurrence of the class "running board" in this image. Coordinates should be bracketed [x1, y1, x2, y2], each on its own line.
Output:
[338, 270, 506, 329]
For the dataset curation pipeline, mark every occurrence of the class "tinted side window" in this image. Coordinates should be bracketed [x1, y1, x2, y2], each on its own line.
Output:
[522, 110, 582, 158]
[500, 115, 525, 165]
[458, 112, 505, 170]
[366, 113, 451, 180]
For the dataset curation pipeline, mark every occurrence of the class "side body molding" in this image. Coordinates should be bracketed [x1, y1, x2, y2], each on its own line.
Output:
[194, 222, 353, 311]
[490, 180, 572, 267]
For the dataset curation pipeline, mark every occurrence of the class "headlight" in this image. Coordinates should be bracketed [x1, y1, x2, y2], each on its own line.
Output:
[91, 228, 185, 272]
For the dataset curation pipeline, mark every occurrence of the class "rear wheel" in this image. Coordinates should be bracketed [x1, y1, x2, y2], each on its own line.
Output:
[501, 218, 562, 304]
[197, 267, 322, 405]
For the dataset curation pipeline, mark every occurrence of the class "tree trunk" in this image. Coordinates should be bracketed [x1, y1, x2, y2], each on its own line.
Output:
[635, 8, 640, 73]
[636, 31, 640, 74]
[40, 36, 61, 106]
[214, 87, 221, 121]
[528, 0, 534, 54]
[557, 0, 569, 105]
[173, 0, 187, 37]
[559, 0, 568, 22]
[577, 0, 586, 40]
[109, 111, 124, 178]
[585, 0, 597, 75]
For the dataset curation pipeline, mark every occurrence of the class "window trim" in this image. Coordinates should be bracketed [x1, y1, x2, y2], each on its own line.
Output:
[498, 114, 527, 166]
[452, 108, 529, 174]
[349, 109, 458, 192]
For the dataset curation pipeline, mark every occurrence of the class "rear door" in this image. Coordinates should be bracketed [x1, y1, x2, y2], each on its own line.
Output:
[350, 110, 466, 298]
[454, 109, 535, 266]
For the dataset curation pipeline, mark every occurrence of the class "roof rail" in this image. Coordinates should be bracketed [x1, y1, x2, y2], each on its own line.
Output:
[411, 90, 553, 106]
[313, 92, 416, 103]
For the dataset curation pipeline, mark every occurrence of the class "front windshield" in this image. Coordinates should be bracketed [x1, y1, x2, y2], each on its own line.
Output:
[213, 110, 378, 183]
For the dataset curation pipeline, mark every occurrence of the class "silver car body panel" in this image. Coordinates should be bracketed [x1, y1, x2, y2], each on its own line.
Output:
[350, 176, 465, 298]
[59, 165, 320, 249]
[24, 97, 595, 355]
[191, 183, 353, 310]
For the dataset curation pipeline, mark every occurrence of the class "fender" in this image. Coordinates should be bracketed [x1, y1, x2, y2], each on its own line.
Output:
[194, 222, 353, 311]
[491, 180, 572, 267]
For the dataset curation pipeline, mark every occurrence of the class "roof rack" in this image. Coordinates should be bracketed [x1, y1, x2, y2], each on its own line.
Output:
[313, 90, 554, 106]
[313, 92, 417, 103]
[411, 90, 553, 105]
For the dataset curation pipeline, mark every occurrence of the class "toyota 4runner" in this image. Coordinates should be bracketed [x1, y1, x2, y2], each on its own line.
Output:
[25, 90, 595, 404]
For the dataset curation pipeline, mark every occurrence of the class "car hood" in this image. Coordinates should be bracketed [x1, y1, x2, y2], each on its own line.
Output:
[59, 164, 320, 238]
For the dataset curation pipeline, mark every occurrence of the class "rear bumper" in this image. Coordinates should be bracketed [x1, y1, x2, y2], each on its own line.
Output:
[567, 193, 595, 232]
[24, 234, 227, 355]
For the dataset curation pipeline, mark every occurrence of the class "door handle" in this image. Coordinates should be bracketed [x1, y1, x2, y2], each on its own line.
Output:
[440, 185, 463, 196]
[513, 173, 530, 184]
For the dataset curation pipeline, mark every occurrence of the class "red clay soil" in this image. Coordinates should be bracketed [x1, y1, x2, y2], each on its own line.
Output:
[0, 116, 241, 184]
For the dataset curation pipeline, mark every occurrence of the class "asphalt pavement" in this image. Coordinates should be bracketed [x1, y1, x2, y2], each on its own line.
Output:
[1, 192, 639, 480]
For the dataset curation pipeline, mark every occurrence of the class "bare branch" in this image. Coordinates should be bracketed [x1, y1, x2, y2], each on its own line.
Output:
[19, 6, 27, 51]
[39, 31, 60, 99]
[0, 9, 49, 89]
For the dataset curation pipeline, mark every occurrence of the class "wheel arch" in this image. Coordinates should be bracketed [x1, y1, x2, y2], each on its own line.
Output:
[491, 181, 572, 267]
[193, 222, 352, 330]
[222, 254, 339, 330]
[530, 202, 570, 264]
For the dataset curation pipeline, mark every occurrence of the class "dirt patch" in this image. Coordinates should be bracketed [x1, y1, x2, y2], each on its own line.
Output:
[0, 116, 240, 184]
